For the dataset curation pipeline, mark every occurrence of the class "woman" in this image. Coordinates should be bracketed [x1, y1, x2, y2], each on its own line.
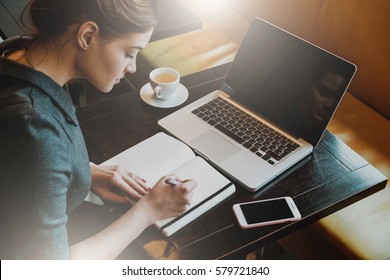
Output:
[0, 0, 196, 259]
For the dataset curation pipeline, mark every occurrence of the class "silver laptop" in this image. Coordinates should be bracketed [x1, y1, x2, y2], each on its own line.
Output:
[158, 17, 356, 192]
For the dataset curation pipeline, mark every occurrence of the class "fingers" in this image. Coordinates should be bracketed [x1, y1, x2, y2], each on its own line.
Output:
[180, 179, 198, 192]
[142, 176, 198, 222]
[127, 172, 150, 191]
[115, 178, 149, 204]
[104, 189, 132, 205]
[167, 177, 197, 208]
[121, 172, 150, 197]
[91, 164, 153, 206]
[108, 177, 148, 206]
[103, 167, 151, 203]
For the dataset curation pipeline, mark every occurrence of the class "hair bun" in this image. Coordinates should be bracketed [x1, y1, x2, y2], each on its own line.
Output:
[23, 0, 156, 39]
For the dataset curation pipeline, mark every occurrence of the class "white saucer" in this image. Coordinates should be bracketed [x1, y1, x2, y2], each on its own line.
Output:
[140, 83, 189, 108]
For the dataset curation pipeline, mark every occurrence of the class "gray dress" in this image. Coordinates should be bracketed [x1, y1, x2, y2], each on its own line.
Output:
[0, 38, 91, 259]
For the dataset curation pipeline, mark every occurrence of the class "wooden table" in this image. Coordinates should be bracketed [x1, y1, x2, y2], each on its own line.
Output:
[0, 0, 201, 40]
[77, 63, 387, 259]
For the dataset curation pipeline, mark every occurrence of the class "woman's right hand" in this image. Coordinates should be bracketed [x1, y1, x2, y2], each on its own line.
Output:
[140, 176, 197, 224]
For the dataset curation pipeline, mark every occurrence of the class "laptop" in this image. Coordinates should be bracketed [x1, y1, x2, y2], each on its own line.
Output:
[158, 17, 356, 192]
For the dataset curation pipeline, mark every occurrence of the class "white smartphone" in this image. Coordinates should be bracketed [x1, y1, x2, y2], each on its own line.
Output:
[232, 196, 301, 229]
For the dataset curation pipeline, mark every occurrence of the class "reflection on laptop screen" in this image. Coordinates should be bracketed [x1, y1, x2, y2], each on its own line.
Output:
[220, 18, 356, 147]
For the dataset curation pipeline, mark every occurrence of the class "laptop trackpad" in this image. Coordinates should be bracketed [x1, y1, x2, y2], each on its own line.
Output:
[189, 130, 240, 163]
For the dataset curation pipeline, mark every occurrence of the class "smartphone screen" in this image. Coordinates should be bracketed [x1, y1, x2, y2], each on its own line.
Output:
[233, 197, 301, 228]
[240, 198, 294, 224]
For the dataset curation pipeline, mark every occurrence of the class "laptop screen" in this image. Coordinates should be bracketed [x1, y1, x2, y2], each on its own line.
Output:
[220, 18, 356, 147]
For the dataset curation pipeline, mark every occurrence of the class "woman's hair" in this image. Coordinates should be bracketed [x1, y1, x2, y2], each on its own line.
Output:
[22, 0, 157, 40]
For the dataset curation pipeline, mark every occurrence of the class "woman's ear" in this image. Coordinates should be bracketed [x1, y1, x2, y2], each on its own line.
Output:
[77, 21, 99, 51]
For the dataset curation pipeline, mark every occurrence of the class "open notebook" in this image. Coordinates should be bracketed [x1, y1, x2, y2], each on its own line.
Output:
[86, 132, 235, 237]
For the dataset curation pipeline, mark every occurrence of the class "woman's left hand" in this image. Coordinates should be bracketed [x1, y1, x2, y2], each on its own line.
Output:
[89, 163, 150, 205]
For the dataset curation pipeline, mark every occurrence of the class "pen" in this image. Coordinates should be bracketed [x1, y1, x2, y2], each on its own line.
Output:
[165, 177, 182, 186]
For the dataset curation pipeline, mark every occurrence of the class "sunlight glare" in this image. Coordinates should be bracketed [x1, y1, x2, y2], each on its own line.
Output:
[192, 0, 226, 12]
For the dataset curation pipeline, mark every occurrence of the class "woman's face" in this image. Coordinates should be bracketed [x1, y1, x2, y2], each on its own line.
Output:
[78, 29, 153, 93]
[307, 72, 343, 125]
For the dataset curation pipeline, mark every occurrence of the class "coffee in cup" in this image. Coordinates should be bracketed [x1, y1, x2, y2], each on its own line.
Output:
[149, 67, 180, 101]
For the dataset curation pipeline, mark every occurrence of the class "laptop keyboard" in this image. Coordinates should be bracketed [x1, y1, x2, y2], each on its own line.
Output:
[191, 97, 300, 165]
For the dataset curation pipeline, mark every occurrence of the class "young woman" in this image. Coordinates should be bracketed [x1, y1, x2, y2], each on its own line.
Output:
[0, 0, 196, 259]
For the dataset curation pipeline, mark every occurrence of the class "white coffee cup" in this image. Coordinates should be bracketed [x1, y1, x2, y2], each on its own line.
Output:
[149, 67, 180, 101]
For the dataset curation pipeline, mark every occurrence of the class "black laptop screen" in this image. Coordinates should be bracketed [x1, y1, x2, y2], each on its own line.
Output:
[220, 18, 356, 147]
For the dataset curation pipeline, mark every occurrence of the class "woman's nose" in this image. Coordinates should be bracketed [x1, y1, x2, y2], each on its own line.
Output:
[125, 62, 136, 74]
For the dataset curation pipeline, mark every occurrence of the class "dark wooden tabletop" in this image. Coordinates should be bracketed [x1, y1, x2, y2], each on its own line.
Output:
[77, 63, 387, 260]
